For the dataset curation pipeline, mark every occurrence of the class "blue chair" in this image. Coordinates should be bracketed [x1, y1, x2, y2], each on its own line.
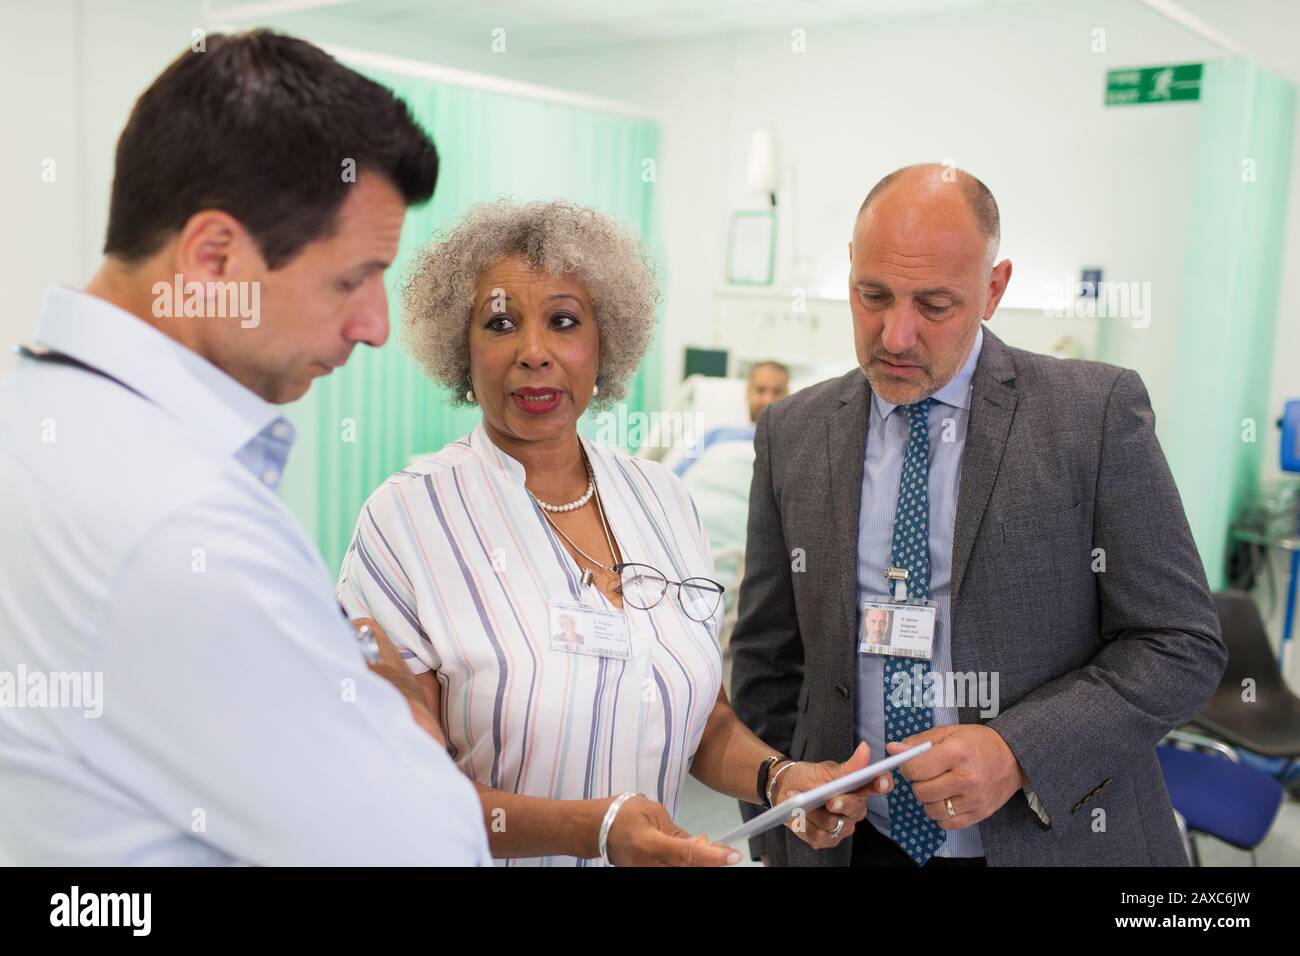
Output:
[1158, 729, 1284, 865]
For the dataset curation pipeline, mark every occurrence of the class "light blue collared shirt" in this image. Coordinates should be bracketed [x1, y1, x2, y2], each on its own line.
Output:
[0, 286, 489, 865]
[854, 326, 984, 858]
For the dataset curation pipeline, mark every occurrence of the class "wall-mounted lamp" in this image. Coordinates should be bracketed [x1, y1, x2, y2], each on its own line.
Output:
[746, 127, 778, 207]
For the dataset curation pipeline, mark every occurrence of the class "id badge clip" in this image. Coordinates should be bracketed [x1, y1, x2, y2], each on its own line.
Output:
[884, 566, 911, 603]
[859, 567, 937, 659]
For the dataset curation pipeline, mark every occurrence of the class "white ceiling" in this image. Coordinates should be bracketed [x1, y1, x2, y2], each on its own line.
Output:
[209, 0, 1041, 54]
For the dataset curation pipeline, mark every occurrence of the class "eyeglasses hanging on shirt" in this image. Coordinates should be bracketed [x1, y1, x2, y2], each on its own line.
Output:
[529, 444, 725, 623]
[616, 563, 724, 623]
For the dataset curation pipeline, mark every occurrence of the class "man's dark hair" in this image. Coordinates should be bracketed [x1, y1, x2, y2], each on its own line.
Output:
[858, 163, 1000, 248]
[104, 30, 438, 268]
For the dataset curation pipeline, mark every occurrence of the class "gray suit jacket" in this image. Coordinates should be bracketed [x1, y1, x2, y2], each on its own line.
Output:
[729, 328, 1226, 866]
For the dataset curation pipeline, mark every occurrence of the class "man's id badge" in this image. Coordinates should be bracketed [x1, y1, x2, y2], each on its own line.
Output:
[548, 600, 631, 660]
[858, 599, 937, 660]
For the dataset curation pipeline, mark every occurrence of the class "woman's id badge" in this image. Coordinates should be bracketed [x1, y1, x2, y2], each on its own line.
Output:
[548, 600, 632, 660]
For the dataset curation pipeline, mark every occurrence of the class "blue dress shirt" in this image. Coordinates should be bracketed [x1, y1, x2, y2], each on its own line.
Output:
[854, 327, 985, 858]
[0, 286, 489, 865]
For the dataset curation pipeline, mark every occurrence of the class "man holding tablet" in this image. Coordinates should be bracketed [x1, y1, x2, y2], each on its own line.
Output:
[730, 163, 1225, 867]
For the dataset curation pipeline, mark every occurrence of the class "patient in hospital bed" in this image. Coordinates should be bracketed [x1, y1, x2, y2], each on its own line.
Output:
[675, 361, 789, 481]
[674, 361, 789, 680]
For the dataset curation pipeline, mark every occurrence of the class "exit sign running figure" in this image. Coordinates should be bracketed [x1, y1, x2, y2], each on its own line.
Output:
[1106, 63, 1203, 106]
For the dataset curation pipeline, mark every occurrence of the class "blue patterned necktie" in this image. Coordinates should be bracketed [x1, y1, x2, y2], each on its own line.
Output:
[883, 398, 946, 865]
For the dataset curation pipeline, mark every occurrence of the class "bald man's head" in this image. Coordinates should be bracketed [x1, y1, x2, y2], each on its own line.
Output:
[847, 162, 1012, 405]
[858, 163, 1000, 262]
[747, 360, 789, 421]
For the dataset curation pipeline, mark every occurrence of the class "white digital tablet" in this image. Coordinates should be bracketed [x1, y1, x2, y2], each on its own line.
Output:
[714, 741, 933, 846]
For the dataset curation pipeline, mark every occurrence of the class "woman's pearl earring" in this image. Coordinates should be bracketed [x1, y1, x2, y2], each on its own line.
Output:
[466, 389, 475, 403]
[592, 384, 599, 397]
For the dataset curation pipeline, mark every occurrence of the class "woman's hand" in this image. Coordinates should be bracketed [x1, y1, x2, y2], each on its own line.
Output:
[604, 796, 742, 867]
[774, 742, 890, 850]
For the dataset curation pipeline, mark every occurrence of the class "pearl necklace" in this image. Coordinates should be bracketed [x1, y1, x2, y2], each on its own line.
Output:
[532, 477, 595, 513]
[529, 448, 623, 591]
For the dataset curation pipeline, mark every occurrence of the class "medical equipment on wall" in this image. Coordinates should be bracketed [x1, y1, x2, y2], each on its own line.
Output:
[1228, 399, 1300, 668]
[1280, 399, 1300, 472]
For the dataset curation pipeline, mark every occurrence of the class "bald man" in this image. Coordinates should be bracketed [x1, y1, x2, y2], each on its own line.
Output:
[729, 163, 1225, 867]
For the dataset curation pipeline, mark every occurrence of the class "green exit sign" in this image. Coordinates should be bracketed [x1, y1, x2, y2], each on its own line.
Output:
[1106, 63, 1203, 105]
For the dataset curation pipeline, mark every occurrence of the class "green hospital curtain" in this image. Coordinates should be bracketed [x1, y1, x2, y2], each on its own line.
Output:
[1167, 59, 1296, 589]
[279, 71, 663, 575]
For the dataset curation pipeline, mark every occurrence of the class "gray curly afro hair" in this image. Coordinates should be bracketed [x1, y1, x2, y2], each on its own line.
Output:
[401, 199, 660, 407]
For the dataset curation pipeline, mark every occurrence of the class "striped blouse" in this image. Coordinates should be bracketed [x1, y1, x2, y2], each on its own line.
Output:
[337, 422, 724, 866]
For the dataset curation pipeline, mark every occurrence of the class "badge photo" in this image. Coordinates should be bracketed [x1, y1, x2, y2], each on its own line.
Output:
[858, 599, 936, 659]
[548, 599, 632, 660]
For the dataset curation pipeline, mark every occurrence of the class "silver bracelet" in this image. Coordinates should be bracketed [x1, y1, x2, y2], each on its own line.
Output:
[767, 760, 798, 807]
[599, 791, 639, 866]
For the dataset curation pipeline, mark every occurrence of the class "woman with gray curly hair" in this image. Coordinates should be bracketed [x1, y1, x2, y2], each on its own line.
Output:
[337, 199, 886, 867]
